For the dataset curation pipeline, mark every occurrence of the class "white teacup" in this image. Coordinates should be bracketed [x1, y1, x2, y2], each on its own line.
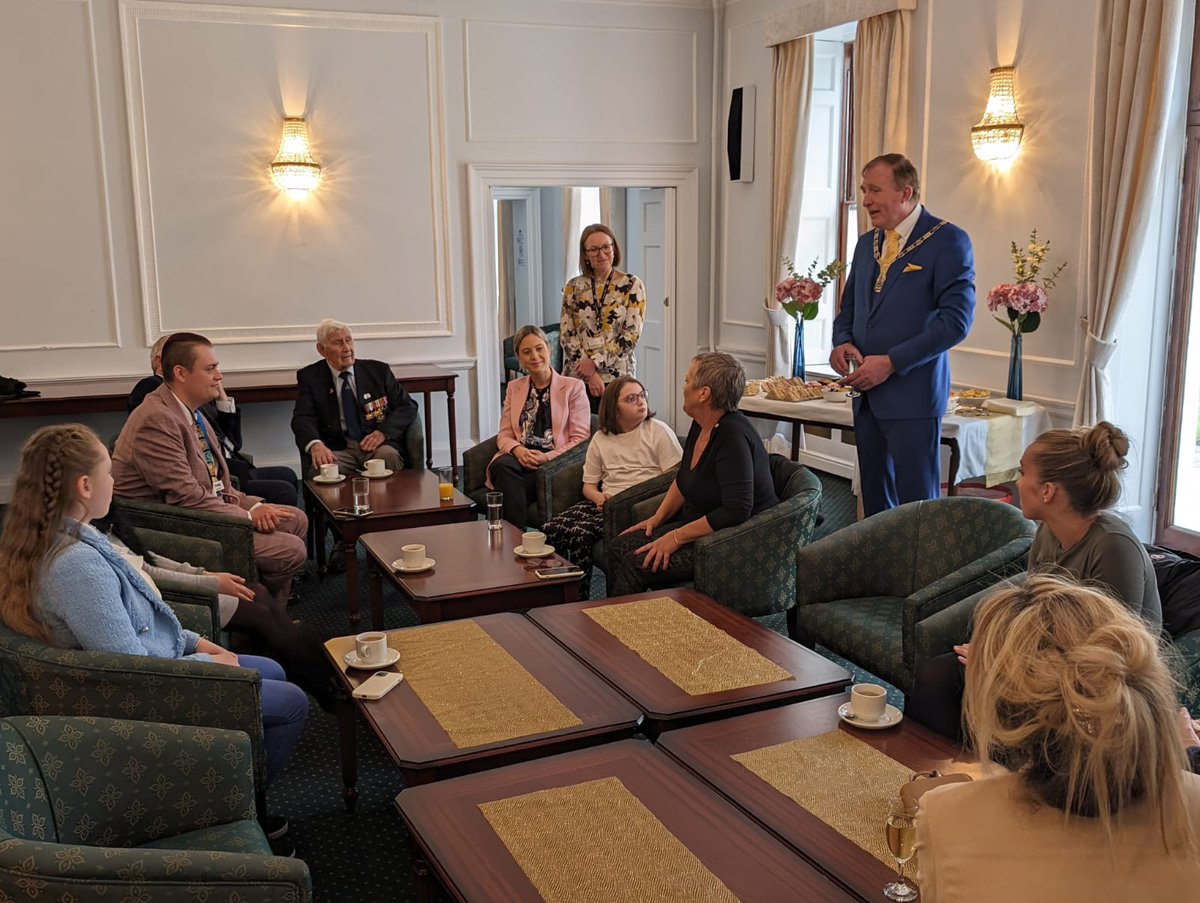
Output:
[849, 683, 888, 722]
[365, 458, 386, 476]
[521, 531, 548, 554]
[401, 543, 426, 568]
[355, 631, 388, 666]
[319, 463, 339, 480]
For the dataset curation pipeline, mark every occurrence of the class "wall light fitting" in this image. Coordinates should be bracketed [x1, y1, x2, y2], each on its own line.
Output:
[270, 117, 321, 195]
[971, 67, 1024, 163]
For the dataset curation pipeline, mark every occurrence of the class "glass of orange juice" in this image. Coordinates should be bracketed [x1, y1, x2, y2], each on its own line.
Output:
[435, 466, 455, 502]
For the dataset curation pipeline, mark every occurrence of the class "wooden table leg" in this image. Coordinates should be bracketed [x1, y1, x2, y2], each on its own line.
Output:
[790, 424, 801, 461]
[336, 689, 359, 812]
[369, 559, 385, 631]
[422, 390, 434, 470]
[447, 382, 458, 483]
[407, 831, 438, 903]
[345, 538, 360, 627]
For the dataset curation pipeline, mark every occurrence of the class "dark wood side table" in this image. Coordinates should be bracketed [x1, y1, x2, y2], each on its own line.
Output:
[326, 613, 640, 810]
[526, 588, 851, 737]
[396, 738, 857, 903]
[304, 470, 474, 626]
[361, 520, 582, 629]
[657, 694, 965, 902]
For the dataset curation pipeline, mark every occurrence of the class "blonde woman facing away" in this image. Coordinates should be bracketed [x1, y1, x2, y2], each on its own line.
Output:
[915, 575, 1200, 902]
[541, 376, 682, 594]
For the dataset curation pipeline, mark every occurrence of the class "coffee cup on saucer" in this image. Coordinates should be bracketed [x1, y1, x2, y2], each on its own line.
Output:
[365, 458, 386, 477]
[521, 531, 548, 555]
[355, 631, 388, 666]
[400, 544, 426, 568]
[319, 463, 339, 480]
[849, 683, 888, 722]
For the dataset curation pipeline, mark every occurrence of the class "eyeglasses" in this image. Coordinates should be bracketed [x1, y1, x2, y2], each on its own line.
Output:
[585, 243, 614, 256]
[620, 391, 648, 404]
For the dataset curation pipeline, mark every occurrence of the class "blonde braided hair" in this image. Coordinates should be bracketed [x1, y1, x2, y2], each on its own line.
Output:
[0, 424, 106, 642]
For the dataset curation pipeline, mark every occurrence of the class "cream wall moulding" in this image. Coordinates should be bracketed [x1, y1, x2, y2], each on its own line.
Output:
[271, 117, 321, 196]
[971, 67, 1024, 163]
[763, 0, 916, 47]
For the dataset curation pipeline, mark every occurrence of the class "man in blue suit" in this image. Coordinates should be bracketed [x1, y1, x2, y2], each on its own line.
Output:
[832, 153, 975, 516]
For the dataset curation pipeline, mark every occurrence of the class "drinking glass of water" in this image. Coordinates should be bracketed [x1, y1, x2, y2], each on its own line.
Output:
[351, 477, 371, 516]
[845, 358, 862, 398]
[486, 491, 504, 531]
[883, 796, 918, 901]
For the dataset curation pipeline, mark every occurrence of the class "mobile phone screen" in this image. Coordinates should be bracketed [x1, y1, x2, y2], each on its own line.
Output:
[535, 566, 583, 577]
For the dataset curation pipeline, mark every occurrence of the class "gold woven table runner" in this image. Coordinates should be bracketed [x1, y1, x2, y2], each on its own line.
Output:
[326, 621, 581, 748]
[733, 729, 913, 867]
[478, 776, 741, 903]
[582, 597, 791, 695]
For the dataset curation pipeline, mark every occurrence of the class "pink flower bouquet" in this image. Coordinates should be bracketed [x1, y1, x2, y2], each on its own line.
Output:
[986, 229, 1066, 336]
[776, 257, 845, 321]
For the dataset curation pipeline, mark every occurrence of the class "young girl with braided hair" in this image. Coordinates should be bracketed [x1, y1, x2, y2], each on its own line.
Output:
[0, 424, 307, 788]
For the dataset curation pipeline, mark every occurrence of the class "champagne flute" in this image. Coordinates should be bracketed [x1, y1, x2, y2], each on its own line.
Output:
[883, 797, 919, 902]
[845, 357, 862, 398]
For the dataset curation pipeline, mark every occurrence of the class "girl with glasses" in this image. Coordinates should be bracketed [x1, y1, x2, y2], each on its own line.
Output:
[541, 376, 682, 595]
[561, 224, 648, 413]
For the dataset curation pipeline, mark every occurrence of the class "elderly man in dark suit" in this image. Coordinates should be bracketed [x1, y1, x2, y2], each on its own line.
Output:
[291, 319, 418, 477]
[832, 153, 975, 517]
[113, 333, 309, 605]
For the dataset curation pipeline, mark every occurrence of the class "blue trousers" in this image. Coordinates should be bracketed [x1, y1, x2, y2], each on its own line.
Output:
[239, 654, 308, 784]
[854, 393, 942, 517]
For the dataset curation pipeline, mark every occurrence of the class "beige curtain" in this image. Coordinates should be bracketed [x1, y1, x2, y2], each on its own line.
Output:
[599, 188, 614, 227]
[852, 11, 911, 234]
[1074, 0, 1184, 425]
[562, 188, 583, 285]
[765, 35, 815, 377]
[496, 201, 514, 339]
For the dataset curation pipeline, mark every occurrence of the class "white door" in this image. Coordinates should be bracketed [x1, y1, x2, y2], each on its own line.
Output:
[624, 188, 673, 425]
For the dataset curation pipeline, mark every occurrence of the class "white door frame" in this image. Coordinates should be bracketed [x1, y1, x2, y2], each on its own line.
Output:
[467, 163, 698, 432]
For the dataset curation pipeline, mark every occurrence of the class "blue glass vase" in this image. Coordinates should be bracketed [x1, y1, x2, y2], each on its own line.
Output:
[1006, 333, 1023, 400]
[792, 317, 806, 379]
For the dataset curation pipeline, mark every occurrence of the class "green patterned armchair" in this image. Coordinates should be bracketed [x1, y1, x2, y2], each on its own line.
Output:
[602, 455, 824, 618]
[0, 624, 269, 810]
[112, 497, 257, 582]
[461, 420, 596, 528]
[790, 497, 1035, 692]
[0, 715, 311, 901]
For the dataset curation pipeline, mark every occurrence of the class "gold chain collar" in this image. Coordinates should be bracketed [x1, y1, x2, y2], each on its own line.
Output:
[872, 219, 949, 293]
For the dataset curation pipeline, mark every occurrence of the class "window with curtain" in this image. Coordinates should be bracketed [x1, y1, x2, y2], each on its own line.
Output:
[1156, 10, 1200, 554]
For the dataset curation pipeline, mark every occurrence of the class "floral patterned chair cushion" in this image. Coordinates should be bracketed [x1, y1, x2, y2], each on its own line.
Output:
[0, 715, 311, 902]
[790, 497, 1035, 692]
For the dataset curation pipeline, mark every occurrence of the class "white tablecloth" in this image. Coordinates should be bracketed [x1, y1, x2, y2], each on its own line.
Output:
[739, 394, 1052, 488]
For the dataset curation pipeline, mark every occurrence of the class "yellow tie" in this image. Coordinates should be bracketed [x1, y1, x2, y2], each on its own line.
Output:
[875, 229, 901, 292]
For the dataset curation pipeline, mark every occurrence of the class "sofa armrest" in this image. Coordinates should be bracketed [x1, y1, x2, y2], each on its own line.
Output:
[536, 440, 590, 523]
[911, 586, 993, 665]
[112, 498, 256, 582]
[164, 591, 220, 640]
[908, 542, 1030, 622]
[462, 436, 499, 500]
[603, 470, 678, 541]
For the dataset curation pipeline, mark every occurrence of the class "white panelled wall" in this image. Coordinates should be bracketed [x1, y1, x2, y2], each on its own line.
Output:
[0, 0, 715, 499]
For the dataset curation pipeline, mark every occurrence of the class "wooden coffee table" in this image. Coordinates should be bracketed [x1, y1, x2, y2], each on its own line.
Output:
[657, 695, 965, 902]
[326, 613, 640, 810]
[304, 469, 474, 626]
[361, 520, 582, 629]
[397, 739, 858, 903]
[526, 588, 851, 736]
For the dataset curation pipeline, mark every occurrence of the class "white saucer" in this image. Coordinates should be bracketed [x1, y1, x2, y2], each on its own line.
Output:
[361, 469, 394, 479]
[392, 557, 435, 574]
[312, 474, 346, 484]
[344, 648, 401, 670]
[838, 701, 903, 730]
[514, 545, 555, 559]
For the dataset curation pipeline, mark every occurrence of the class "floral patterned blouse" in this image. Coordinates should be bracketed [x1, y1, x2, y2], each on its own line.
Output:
[560, 271, 646, 384]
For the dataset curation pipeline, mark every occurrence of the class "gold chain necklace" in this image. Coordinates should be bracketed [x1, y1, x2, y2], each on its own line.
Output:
[872, 220, 948, 293]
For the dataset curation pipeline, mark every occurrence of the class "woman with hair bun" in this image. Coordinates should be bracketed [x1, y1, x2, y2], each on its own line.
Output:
[915, 575, 1200, 900]
[907, 421, 1160, 739]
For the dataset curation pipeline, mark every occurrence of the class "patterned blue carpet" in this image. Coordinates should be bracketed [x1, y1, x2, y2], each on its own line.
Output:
[274, 471, 898, 901]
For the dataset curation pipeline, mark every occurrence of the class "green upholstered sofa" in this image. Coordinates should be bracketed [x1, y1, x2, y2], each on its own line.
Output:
[789, 496, 1035, 693]
[0, 715, 311, 902]
[601, 454, 824, 619]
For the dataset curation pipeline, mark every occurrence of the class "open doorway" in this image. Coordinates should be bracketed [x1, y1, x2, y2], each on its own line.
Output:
[491, 185, 675, 426]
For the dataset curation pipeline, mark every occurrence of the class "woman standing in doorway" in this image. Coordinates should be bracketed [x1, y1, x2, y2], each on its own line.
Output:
[561, 224, 647, 412]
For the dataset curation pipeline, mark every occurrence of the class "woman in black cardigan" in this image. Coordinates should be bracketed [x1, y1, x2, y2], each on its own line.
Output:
[607, 352, 778, 594]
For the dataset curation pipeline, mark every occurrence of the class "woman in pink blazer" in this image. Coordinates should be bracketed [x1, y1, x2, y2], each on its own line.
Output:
[487, 325, 591, 527]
